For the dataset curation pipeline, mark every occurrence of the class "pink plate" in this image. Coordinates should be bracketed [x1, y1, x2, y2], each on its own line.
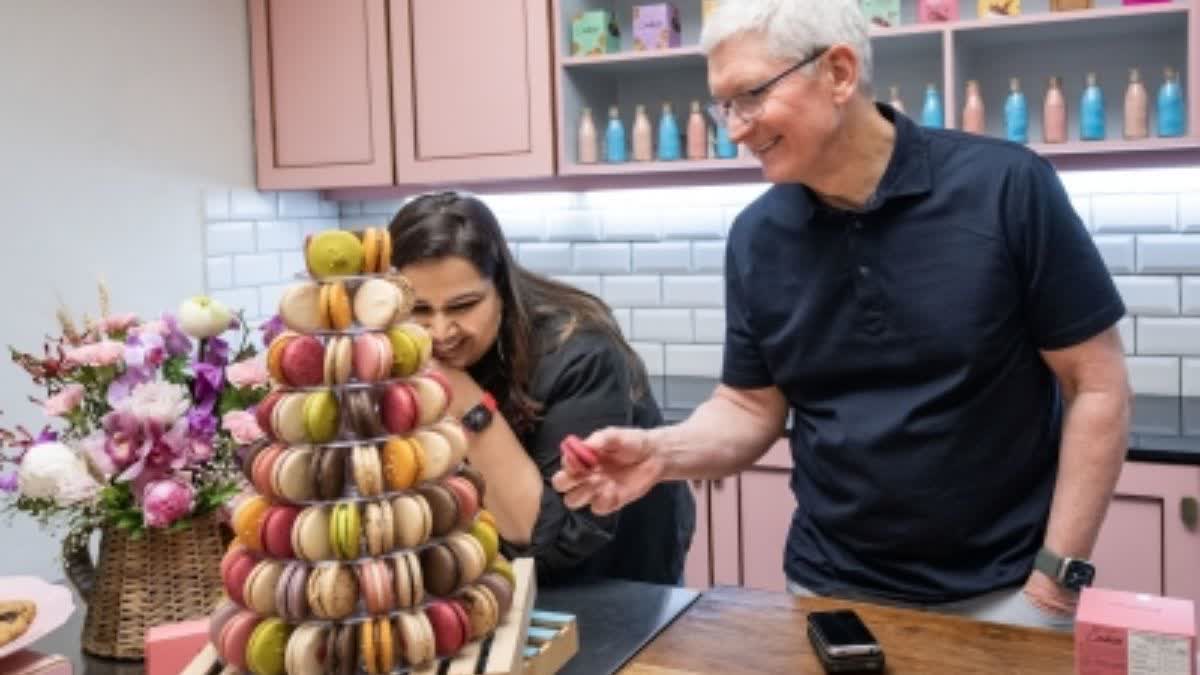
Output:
[0, 577, 76, 659]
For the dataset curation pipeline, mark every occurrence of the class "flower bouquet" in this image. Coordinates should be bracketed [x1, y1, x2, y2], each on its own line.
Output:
[0, 286, 276, 659]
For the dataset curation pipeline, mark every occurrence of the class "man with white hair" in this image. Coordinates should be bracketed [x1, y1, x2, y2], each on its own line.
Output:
[553, 0, 1130, 630]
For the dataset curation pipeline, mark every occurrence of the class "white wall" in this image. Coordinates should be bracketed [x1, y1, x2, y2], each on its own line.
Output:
[0, 1, 253, 576]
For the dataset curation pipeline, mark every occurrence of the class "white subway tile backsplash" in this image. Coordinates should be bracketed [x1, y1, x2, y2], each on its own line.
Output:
[496, 211, 547, 242]
[548, 210, 601, 241]
[633, 242, 691, 273]
[257, 221, 301, 252]
[666, 345, 723, 378]
[603, 276, 660, 307]
[1137, 235, 1200, 273]
[663, 276, 723, 307]
[518, 243, 572, 274]
[360, 199, 406, 217]
[1137, 318, 1200, 356]
[259, 284, 290, 319]
[279, 250, 306, 281]
[1069, 195, 1092, 230]
[1183, 278, 1200, 315]
[278, 192, 321, 218]
[211, 288, 260, 319]
[1092, 236, 1135, 274]
[631, 342, 665, 376]
[234, 253, 282, 286]
[1092, 194, 1176, 233]
[633, 309, 693, 342]
[206, 257, 233, 290]
[1113, 276, 1179, 316]
[692, 241, 726, 273]
[1179, 193, 1200, 232]
[1127, 356, 1180, 396]
[299, 219, 340, 237]
[207, 221, 256, 256]
[662, 207, 725, 240]
[573, 243, 631, 274]
[694, 309, 726, 343]
[231, 189, 277, 219]
[319, 200, 340, 217]
[205, 189, 230, 220]
[340, 202, 363, 217]
[1183, 358, 1200, 396]
[552, 275, 603, 297]
[1117, 317, 1134, 354]
[603, 208, 661, 241]
[612, 308, 632, 337]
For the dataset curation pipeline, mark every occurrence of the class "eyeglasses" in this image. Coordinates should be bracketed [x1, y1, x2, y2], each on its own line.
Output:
[707, 47, 829, 128]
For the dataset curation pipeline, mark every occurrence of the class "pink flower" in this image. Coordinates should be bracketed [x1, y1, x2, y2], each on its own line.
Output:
[97, 313, 139, 335]
[141, 477, 195, 528]
[43, 384, 85, 417]
[226, 356, 268, 389]
[64, 340, 125, 367]
[221, 410, 264, 445]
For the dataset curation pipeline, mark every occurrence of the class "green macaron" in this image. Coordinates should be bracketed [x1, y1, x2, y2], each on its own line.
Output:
[330, 502, 362, 560]
[246, 617, 292, 675]
[303, 391, 339, 444]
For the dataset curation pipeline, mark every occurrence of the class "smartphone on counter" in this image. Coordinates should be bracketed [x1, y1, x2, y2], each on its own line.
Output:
[806, 609, 885, 673]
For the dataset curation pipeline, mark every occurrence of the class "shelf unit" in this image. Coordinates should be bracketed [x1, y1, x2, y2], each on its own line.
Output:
[551, 0, 1200, 178]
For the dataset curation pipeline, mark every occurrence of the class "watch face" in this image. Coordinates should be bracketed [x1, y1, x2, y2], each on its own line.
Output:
[1063, 560, 1095, 590]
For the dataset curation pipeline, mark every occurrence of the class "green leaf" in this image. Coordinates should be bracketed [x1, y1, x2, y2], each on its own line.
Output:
[162, 356, 189, 385]
[168, 519, 192, 533]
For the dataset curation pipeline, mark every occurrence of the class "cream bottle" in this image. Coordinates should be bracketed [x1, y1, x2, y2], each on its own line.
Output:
[632, 104, 653, 161]
[962, 80, 986, 134]
[687, 101, 707, 160]
[577, 107, 598, 163]
[1043, 76, 1067, 144]
[1123, 68, 1149, 140]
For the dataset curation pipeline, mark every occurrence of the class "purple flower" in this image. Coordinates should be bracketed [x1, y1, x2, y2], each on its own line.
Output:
[161, 313, 193, 357]
[106, 366, 153, 408]
[203, 336, 230, 367]
[0, 472, 18, 493]
[34, 427, 58, 444]
[191, 361, 224, 410]
[124, 331, 166, 370]
[186, 406, 217, 440]
[259, 315, 285, 347]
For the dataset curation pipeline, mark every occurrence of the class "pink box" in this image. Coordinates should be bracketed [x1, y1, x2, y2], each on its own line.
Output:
[919, 0, 959, 22]
[144, 619, 210, 675]
[1076, 588, 1196, 675]
[632, 3, 681, 51]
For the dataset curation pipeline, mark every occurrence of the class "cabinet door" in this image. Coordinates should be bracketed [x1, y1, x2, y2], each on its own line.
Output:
[740, 440, 794, 592]
[248, 0, 394, 189]
[710, 475, 741, 587]
[1092, 461, 1200, 623]
[682, 479, 710, 589]
[390, 0, 554, 183]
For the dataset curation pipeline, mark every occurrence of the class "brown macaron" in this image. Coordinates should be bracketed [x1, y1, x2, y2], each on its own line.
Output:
[346, 389, 387, 439]
[310, 446, 346, 502]
[458, 584, 501, 639]
[420, 541, 462, 597]
[417, 483, 459, 538]
[325, 623, 358, 675]
[476, 572, 514, 617]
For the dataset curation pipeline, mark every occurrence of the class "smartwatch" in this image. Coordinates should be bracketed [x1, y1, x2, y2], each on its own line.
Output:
[461, 391, 497, 433]
[1034, 546, 1095, 592]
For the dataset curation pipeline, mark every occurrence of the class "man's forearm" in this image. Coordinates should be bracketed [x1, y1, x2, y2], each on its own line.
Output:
[1043, 388, 1130, 563]
[648, 385, 787, 481]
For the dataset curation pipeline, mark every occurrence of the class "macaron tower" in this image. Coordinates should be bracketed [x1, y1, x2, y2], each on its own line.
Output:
[210, 227, 517, 674]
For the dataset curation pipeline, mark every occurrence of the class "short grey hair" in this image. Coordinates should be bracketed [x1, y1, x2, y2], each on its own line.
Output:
[700, 0, 874, 90]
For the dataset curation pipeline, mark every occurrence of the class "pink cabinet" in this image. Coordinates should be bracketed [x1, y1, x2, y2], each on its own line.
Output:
[682, 479, 710, 589]
[1091, 461, 1200, 622]
[390, 0, 554, 184]
[248, 0, 555, 191]
[249, 0, 394, 190]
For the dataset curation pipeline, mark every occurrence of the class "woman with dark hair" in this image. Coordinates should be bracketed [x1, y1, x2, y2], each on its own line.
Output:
[389, 191, 695, 586]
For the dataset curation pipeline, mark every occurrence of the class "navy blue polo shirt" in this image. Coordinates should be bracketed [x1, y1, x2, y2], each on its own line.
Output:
[722, 105, 1125, 603]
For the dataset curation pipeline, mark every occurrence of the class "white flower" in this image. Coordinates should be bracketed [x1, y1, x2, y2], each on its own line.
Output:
[178, 296, 233, 339]
[117, 381, 190, 426]
[18, 442, 101, 505]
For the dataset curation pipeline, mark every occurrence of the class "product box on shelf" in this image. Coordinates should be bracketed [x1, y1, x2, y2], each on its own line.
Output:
[572, 9, 620, 56]
[632, 3, 682, 50]
[1051, 0, 1093, 10]
[918, 0, 958, 22]
[978, 0, 1021, 17]
[1075, 588, 1196, 675]
[861, 0, 901, 28]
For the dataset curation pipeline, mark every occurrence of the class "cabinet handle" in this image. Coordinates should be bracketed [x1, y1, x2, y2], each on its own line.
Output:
[713, 478, 724, 490]
[690, 480, 704, 489]
[1182, 497, 1198, 531]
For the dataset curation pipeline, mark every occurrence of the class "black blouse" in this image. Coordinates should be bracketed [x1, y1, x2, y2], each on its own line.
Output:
[469, 323, 695, 587]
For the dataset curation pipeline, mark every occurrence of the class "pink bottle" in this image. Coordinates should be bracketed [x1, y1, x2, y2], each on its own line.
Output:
[1043, 76, 1068, 143]
[889, 85, 906, 114]
[687, 100, 707, 160]
[577, 107, 598, 163]
[632, 104, 653, 161]
[962, 80, 986, 134]
[1123, 67, 1149, 140]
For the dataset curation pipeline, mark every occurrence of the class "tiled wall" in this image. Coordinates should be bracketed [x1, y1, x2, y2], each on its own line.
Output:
[203, 166, 1200, 451]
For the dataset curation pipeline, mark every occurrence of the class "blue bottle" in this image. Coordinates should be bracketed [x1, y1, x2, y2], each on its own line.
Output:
[921, 83, 944, 128]
[1004, 77, 1028, 144]
[1080, 72, 1106, 141]
[715, 123, 737, 158]
[1157, 66, 1185, 138]
[604, 105, 627, 163]
[657, 102, 682, 161]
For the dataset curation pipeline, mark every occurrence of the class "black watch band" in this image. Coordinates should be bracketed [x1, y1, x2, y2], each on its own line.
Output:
[461, 392, 496, 433]
[1034, 546, 1095, 591]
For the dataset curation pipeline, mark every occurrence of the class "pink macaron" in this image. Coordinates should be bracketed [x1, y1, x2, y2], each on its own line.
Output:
[443, 476, 480, 529]
[220, 544, 258, 607]
[352, 333, 393, 383]
[254, 391, 284, 441]
[261, 505, 301, 559]
[218, 610, 260, 670]
[356, 559, 397, 616]
[425, 600, 471, 658]
[381, 383, 417, 435]
[560, 434, 599, 474]
[280, 335, 326, 387]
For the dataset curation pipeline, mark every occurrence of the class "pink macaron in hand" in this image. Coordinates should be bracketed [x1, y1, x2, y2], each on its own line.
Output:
[559, 435, 600, 476]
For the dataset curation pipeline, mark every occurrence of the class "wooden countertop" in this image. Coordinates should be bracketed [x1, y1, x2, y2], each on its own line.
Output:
[621, 586, 1074, 674]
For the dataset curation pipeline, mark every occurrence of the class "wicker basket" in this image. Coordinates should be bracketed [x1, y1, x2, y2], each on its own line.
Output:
[62, 513, 229, 660]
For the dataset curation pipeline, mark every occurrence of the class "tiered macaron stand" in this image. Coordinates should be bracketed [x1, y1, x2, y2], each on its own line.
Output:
[195, 228, 542, 675]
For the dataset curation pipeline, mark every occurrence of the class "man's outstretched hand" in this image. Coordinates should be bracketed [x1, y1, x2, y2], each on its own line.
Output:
[552, 426, 667, 515]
